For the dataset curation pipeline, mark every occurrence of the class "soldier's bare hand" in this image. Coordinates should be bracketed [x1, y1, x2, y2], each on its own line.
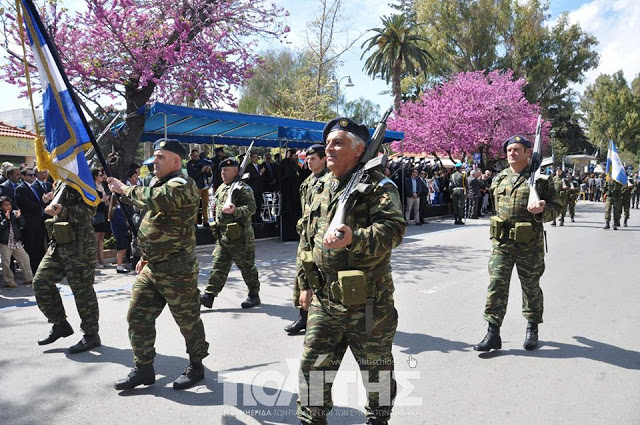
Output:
[13, 210, 21, 218]
[45, 203, 61, 216]
[107, 177, 125, 194]
[322, 224, 353, 249]
[222, 203, 236, 214]
[527, 199, 546, 214]
[299, 289, 313, 311]
[135, 260, 144, 274]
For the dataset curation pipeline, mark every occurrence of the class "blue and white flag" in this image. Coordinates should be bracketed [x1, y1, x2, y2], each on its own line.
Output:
[18, 0, 99, 205]
[606, 140, 628, 186]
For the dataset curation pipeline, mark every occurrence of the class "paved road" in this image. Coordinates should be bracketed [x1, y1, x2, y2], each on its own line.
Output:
[1, 201, 639, 425]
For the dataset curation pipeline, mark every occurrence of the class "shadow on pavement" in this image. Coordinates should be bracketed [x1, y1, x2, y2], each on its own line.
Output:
[202, 302, 296, 323]
[477, 336, 640, 369]
[394, 331, 471, 354]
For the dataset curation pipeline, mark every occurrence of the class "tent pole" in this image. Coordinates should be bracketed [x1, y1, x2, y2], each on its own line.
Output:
[279, 139, 284, 241]
[164, 114, 167, 139]
[401, 138, 405, 213]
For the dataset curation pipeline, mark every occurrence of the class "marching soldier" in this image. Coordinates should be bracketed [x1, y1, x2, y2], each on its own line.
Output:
[621, 178, 633, 227]
[296, 117, 406, 425]
[108, 138, 209, 391]
[474, 135, 562, 352]
[284, 144, 328, 335]
[566, 171, 580, 222]
[33, 182, 101, 354]
[201, 158, 261, 309]
[603, 175, 623, 230]
[449, 162, 467, 225]
[632, 173, 640, 208]
[551, 168, 568, 226]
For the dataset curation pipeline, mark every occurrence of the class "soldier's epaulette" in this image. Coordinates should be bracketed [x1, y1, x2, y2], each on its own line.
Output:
[167, 177, 188, 186]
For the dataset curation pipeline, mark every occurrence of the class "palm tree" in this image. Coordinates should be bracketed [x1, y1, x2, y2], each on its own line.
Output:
[361, 14, 432, 111]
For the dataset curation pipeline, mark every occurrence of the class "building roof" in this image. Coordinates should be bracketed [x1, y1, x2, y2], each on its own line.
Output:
[0, 122, 37, 139]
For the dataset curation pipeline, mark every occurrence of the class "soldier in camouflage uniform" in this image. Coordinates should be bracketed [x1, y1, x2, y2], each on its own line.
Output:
[296, 118, 406, 425]
[566, 172, 580, 222]
[621, 178, 633, 227]
[33, 182, 101, 354]
[474, 136, 562, 353]
[284, 144, 328, 335]
[551, 168, 568, 226]
[602, 176, 623, 230]
[449, 163, 467, 225]
[201, 157, 261, 309]
[631, 173, 640, 208]
[109, 139, 209, 391]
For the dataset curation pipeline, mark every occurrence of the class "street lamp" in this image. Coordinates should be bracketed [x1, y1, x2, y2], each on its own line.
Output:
[331, 75, 354, 116]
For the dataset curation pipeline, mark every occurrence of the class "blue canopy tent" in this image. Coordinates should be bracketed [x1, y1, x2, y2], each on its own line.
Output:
[140, 102, 404, 147]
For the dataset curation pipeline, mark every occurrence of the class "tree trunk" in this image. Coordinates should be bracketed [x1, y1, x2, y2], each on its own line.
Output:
[392, 57, 402, 112]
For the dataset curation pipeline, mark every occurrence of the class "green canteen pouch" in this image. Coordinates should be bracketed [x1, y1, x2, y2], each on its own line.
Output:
[44, 218, 54, 239]
[489, 216, 505, 239]
[509, 222, 533, 243]
[225, 222, 242, 241]
[52, 221, 75, 244]
[338, 270, 367, 307]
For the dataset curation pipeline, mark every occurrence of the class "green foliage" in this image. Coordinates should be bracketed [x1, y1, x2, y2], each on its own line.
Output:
[580, 71, 640, 157]
[341, 98, 381, 127]
[237, 49, 336, 121]
[360, 14, 433, 110]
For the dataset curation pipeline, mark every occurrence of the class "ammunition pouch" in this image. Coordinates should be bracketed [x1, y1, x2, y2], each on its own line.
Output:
[45, 218, 54, 240]
[300, 250, 321, 290]
[509, 222, 533, 243]
[337, 270, 367, 307]
[489, 216, 506, 240]
[51, 221, 76, 244]
[225, 222, 242, 241]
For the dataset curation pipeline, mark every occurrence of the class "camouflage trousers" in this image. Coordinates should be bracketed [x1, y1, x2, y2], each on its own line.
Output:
[567, 196, 576, 218]
[128, 260, 209, 365]
[32, 249, 99, 334]
[483, 239, 545, 327]
[204, 239, 260, 296]
[297, 281, 397, 424]
[451, 191, 465, 218]
[557, 194, 568, 220]
[604, 197, 622, 224]
[621, 196, 631, 220]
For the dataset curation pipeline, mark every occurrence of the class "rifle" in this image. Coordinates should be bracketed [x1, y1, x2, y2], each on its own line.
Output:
[325, 108, 393, 240]
[223, 141, 255, 209]
[527, 114, 543, 207]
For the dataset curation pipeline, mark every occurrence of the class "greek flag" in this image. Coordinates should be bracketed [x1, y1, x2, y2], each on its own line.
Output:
[18, 0, 99, 205]
[606, 140, 627, 185]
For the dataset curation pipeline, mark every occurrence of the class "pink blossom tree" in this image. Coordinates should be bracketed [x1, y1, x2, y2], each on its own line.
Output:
[389, 70, 549, 164]
[1, 0, 288, 176]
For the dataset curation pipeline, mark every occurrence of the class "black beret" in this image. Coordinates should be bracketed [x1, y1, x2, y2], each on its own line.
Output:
[153, 138, 188, 159]
[322, 117, 370, 144]
[502, 135, 532, 153]
[219, 158, 239, 168]
[306, 144, 325, 157]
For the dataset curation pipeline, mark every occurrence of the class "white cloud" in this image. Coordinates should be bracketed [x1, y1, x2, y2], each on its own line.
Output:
[567, 0, 640, 90]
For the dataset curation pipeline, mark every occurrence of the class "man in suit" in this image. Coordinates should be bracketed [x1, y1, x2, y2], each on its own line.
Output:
[16, 167, 48, 274]
[0, 166, 21, 210]
[262, 152, 278, 193]
[418, 170, 430, 225]
[246, 152, 265, 223]
[404, 168, 423, 225]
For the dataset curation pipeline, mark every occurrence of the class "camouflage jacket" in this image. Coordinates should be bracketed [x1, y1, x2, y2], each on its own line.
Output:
[602, 179, 623, 199]
[47, 183, 96, 257]
[552, 175, 570, 198]
[121, 171, 199, 263]
[301, 167, 406, 286]
[295, 170, 329, 291]
[491, 168, 562, 233]
[449, 171, 467, 193]
[621, 182, 633, 200]
[211, 180, 256, 244]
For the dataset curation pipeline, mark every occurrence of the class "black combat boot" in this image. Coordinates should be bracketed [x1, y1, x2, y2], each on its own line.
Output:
[523, 322, 539, 350]
[624, 219, 628, 227]
[613, 222, 619, 230]
[603, 221, 610, 229]
[559, 218, 564, 227]
[114, 363, 156, 390]
[38, 320, 74, 345]
[571, 215, 575, 222]
[284, 309, 308, 334]
[173, 361, 205, 390]
[473, 323, 501, 352]
[201, 292, 215, 308]
[551, 219, 556, 226]
[241, 292, 261, 309]
[68, 334, 101, 354]
[366, 418, 388, 425]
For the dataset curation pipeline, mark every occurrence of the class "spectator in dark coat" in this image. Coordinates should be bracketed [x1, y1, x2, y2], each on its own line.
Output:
[246, 152, 265, 223]
[0, 196, 33, 287]
[15, 167, 47, 275]
[0, 166, 20, 210]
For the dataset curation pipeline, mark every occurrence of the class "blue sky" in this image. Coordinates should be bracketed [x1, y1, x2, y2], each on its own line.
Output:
[1, 0, 638, 114]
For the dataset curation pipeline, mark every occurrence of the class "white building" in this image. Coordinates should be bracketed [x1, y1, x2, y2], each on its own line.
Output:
[0, 108, 43, 132]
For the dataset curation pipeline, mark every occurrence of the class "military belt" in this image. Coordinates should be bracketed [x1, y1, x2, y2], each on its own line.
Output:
[149, 251, 195, 273]
[317, 264, 392, 288]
